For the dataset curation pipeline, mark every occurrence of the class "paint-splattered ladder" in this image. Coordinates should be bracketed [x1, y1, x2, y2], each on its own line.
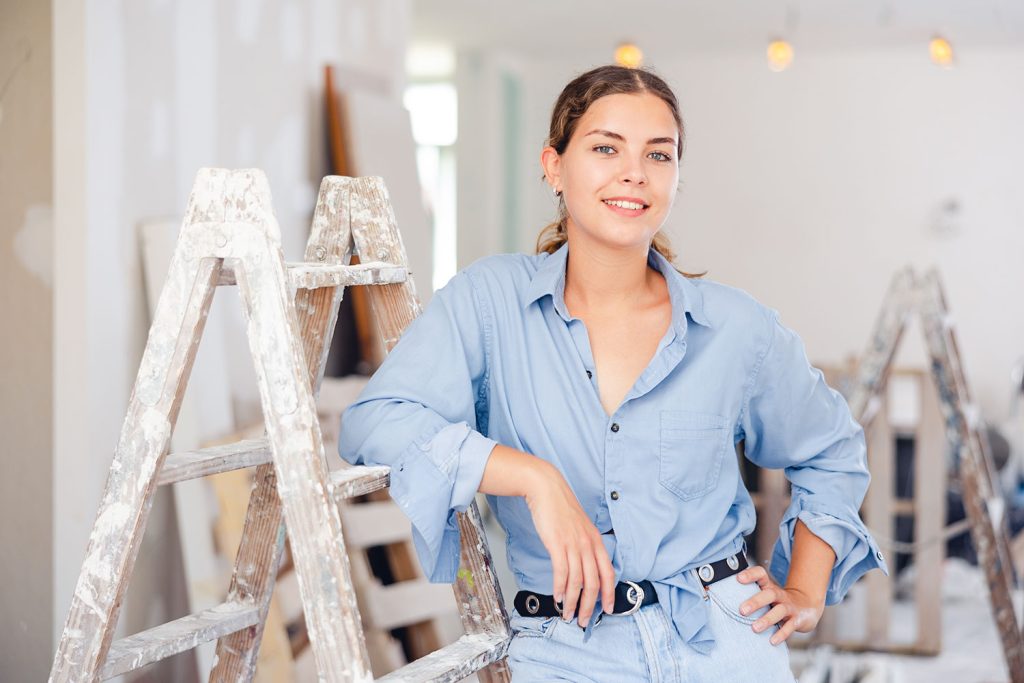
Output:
[49, 168, 512, 682]
[846, 267, 1024, 682]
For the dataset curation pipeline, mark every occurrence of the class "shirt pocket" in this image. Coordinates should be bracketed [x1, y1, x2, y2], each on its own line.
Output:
[659, 410, 730, 501]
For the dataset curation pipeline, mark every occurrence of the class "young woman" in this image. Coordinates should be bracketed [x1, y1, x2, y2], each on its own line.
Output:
[340, 65, 888, 682]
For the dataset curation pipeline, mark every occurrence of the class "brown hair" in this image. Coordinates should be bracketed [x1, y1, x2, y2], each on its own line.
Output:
[535, 64, 704, 278]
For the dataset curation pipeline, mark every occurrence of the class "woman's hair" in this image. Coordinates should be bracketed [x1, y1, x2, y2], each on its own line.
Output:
[535, 64, 704, 278]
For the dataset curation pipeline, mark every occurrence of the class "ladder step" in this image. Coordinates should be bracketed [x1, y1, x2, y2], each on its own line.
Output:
[330, 464, 391, 500]
[376, 633, 507, 683]
[364, 578, 455, 631]
[217, 260, 407, 288]
[100, 601, 260, 679]
[340, 500, 411, 548]
[158, 437, 272, 485]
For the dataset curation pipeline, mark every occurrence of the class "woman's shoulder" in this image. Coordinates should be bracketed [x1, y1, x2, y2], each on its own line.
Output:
[440, 252, 547, 300]
[685, 275, 777, 333]
[460, 251, 545, 280]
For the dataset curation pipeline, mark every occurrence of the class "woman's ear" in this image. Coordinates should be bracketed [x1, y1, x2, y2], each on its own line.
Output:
[540, 146, 562, 194]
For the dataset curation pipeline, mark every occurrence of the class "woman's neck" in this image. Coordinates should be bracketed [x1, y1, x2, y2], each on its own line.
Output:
[563, 236, 656, 313]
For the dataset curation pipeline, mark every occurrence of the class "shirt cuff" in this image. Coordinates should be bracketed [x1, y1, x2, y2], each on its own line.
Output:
[386, 422, 498, 583]
[768, 497, 890, 605]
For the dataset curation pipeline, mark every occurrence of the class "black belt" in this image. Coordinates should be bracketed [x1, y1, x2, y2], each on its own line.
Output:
[695, 552, 748, 587]
[514, 579, 657, 619]
[513, 552, 749, 620]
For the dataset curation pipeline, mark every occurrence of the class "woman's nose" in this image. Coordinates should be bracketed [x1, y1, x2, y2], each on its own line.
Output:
[619, 158, 647, 185]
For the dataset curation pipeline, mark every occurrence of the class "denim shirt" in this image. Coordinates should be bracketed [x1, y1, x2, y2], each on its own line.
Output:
[338, 242, 889, 653]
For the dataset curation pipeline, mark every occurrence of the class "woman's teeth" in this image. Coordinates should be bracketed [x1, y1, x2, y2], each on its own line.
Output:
[603, 199, 646, 210]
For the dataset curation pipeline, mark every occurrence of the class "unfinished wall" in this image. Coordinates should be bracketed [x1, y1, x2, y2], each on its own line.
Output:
[0, 0, 53, 679]
[459, 46, 1024, 422]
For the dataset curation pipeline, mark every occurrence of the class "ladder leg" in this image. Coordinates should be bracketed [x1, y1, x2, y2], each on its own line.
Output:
[455, 504, 512, 682]
[50, 253, 222, 681]
[228, 177, 370, 681]
[209, 464, 286, 681]
[920, 272, 1024, 680]
[213, 177, 354, 679]
[349, 177, 512, 680]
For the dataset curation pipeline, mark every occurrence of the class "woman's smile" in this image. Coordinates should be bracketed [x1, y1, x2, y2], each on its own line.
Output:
[602, 196, 650, 217]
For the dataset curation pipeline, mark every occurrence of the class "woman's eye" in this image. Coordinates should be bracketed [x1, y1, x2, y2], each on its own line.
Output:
[649, 151, 673, 162]
[593, 145, 615, 154]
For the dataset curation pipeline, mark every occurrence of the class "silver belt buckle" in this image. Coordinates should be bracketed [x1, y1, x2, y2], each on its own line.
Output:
[619, 580, 645, 616]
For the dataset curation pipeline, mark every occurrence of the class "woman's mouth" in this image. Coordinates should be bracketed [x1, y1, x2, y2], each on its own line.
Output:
[602, 198, 649, 216]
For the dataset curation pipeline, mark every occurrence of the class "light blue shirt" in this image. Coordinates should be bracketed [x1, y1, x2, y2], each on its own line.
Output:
[339, 242, 889, 653]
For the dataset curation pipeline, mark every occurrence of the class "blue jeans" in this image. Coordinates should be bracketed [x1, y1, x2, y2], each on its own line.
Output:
[507, 574, 796, 682]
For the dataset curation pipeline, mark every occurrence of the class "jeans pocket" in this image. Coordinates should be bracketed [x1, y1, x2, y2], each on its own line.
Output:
[705, 575, 772, 626]
[509, 610, 560, 640]
[659, 411, 729, 501]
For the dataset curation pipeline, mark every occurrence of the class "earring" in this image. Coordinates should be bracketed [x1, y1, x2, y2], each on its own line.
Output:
[553, 187, 562, 197]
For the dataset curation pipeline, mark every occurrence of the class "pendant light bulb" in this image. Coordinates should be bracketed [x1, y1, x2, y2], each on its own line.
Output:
[929, 36, 954, 68]
[766, 39, 794, 72]
[615, 43, 644, 69]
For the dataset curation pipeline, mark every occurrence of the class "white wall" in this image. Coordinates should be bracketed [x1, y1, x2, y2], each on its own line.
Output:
[1, 0, 53, 679]
[459, 46, 1024, 422]
[52, 1, 411, 678]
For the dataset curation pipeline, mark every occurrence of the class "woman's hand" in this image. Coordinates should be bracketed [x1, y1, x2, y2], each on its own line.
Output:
[523, 460, 617, 628]
[736, 565, 825, 645]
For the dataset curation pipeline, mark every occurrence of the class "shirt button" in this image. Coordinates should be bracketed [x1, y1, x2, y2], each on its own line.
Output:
[610, 423, 620, 433]
[586, 370, 593, 379]
[610, 490, 620, 501]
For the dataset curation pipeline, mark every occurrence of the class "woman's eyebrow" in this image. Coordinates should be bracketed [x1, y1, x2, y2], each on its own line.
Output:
[584, 129, 676, 145]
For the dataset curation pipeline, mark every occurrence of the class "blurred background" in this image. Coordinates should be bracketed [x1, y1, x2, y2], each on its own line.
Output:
[3, 0, 1024, 680]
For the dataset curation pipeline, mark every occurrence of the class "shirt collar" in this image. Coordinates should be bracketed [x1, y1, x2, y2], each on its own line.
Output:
[521, 241, 713, 330]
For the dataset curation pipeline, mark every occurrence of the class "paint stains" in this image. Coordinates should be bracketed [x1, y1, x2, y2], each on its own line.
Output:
[13, 203, 53, 288]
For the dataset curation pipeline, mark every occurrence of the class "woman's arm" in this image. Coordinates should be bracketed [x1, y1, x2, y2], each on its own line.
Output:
[737, 307, 889, 644]
[785, 518, 836, 608]
[736, 518, 836, 644]
[479, 444, 617, 628]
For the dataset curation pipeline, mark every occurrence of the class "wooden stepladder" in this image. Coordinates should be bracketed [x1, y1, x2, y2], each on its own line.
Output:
[846, 268, 1024, 681]
[50, 168, 512, 682]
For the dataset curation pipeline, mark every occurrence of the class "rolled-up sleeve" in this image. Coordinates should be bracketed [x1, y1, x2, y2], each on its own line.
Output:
[739, 309, 890, 605]
[338, 269, 498, 583]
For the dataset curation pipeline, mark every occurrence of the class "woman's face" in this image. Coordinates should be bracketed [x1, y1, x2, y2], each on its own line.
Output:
[542, 92, 680, 253]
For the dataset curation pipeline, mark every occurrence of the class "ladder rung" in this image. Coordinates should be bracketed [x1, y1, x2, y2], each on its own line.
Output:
[376, 633, 507, 683]
[340, 500, 411, 548]
[364, 578, 454, 631]
[159, 438, 272, 485]
[101, 601, 260, 679]
[216, 261, 407, 288]
[330, 464, 390, 500]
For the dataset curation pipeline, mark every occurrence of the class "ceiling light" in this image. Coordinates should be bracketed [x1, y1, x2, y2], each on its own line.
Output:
[929, 36, 954, 68]
[766, 39, 794, 72]
[614, 43, 644, 69]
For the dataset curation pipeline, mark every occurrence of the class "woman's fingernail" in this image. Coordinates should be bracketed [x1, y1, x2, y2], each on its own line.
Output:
[739, 606, 748, 615]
